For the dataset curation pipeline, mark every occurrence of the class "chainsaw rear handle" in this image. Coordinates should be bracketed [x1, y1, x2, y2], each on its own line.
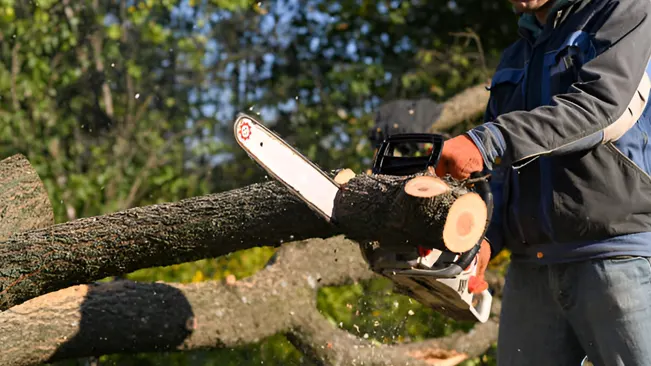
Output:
[452, 170, 494, 275]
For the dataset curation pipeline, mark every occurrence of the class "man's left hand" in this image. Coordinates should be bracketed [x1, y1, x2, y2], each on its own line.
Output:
[435, 134, 484, 180]
[468, 239, 491, 294]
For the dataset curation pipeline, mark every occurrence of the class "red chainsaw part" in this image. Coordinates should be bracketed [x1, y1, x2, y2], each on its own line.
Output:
[418, 245, 432, 257]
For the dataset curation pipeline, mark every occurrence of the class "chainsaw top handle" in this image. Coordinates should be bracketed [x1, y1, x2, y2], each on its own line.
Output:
[371, 133, 444, 175]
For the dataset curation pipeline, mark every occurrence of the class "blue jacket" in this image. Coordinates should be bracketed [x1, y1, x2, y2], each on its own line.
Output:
[466, 0, 651, 263]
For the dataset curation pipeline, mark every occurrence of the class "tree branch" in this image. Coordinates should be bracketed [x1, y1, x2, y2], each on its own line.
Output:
[11, 42, 21, 112]
[428, 82, 490, 133]
[0, 169, 486, 311]
[0, 237, 499, 366]
[0, 180, 335, 310]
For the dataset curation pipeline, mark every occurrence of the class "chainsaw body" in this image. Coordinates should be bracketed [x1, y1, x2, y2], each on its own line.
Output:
[366, 133, 494, 323]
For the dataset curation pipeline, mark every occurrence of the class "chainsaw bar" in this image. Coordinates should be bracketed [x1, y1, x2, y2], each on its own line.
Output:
[233, 113, 340, 222]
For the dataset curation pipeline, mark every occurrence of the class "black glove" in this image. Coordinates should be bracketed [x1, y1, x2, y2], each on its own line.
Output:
[369, 98, 443, 154]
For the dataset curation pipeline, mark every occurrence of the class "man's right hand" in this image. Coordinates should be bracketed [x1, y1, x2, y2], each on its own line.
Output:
[434, 134, 484, 180]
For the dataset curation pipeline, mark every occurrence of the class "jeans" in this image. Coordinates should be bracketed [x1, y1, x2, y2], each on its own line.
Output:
[497, 256, 651, 366]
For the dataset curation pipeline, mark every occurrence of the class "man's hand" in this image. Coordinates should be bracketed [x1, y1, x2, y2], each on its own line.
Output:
[468, 239, 491, 294]
[435, 134, 484, 180]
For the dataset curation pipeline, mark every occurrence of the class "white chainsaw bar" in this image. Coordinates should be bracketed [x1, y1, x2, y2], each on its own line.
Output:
[233, 113, 340, 222]
[233, 112, 492, 323]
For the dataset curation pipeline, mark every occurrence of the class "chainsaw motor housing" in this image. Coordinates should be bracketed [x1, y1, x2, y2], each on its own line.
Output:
[367, 132, 494, 323]
[370, 132, 493, 275]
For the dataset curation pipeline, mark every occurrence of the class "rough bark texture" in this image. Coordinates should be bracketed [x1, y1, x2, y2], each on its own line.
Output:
[428, 82, 491, 133]
[0, 154, 54, 240]
[0, 236, 499, 366]
[333, 173, 476, 251]
[0, 181, 336, 310]
[0, 172, 482, 310]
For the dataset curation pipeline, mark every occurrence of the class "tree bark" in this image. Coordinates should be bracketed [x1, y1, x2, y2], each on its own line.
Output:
[0, 180, 336, 310]
[0, 171, 483, 311]
[333, 172, 486, 253]
[0, 154, 54, 240]
[0, 236, 499, 366]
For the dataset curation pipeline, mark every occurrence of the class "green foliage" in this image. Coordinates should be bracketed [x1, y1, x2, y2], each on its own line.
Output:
[97, 334, 313, 366]
[317, 278, 472, 345]
[127, 246, 277, 284]
[1, 0, 518, 364]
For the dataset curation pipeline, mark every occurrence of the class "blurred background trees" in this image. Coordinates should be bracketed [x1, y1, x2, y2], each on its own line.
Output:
[0, 0, 517, 364]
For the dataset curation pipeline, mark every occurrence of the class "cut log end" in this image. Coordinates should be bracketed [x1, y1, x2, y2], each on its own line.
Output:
[442, 192, 487, 253]
[404, 176, 450, 197]
[334, 168, 356, 185]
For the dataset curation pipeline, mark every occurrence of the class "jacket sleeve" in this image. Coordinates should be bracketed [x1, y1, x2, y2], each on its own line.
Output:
[479, 104, 507, 259]
[467, 0, 651, 170]
[484, 166, 507, 259]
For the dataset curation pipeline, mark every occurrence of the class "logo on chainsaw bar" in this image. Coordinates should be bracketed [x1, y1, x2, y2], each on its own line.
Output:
[238, 121, 252, 140]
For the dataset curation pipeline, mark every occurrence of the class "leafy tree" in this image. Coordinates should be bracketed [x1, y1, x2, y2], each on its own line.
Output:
[0, 0, 518, 364]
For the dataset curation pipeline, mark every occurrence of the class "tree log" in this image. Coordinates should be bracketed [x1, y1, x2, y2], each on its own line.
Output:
[333, 172, 487, 253]
[0, 181, 336, 310]
[0, 170, 486, 310]
[0, 154, 54, 240]
[0, 80, 494, 309]
[0, 236, 499, 366]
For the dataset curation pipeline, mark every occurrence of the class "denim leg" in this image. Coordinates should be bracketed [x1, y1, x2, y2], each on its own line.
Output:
[497, 261, 586, 366]
[564, 256, 651, 366]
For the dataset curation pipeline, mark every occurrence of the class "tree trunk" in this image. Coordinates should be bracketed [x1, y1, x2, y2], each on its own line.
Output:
[0, 170, 486, 310]
[0, 180, 336, 310]
[0, 236, 499, 366]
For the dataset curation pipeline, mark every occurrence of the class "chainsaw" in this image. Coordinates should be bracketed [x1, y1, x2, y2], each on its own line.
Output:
[233, 112, 493, 323]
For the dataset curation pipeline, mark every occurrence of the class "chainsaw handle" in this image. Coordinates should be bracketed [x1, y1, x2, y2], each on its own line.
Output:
[470, 171, 494, 226]
[371, 133, 444, 175]
[454, 244, 480, 272]
[454, 172, 493, 270]
[470, 289, 493, 323]
[395, 264, 466, 278]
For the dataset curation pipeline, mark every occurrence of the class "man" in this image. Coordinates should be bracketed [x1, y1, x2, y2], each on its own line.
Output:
[375, 0, 651, 364]
[439, 0, 651, 365]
